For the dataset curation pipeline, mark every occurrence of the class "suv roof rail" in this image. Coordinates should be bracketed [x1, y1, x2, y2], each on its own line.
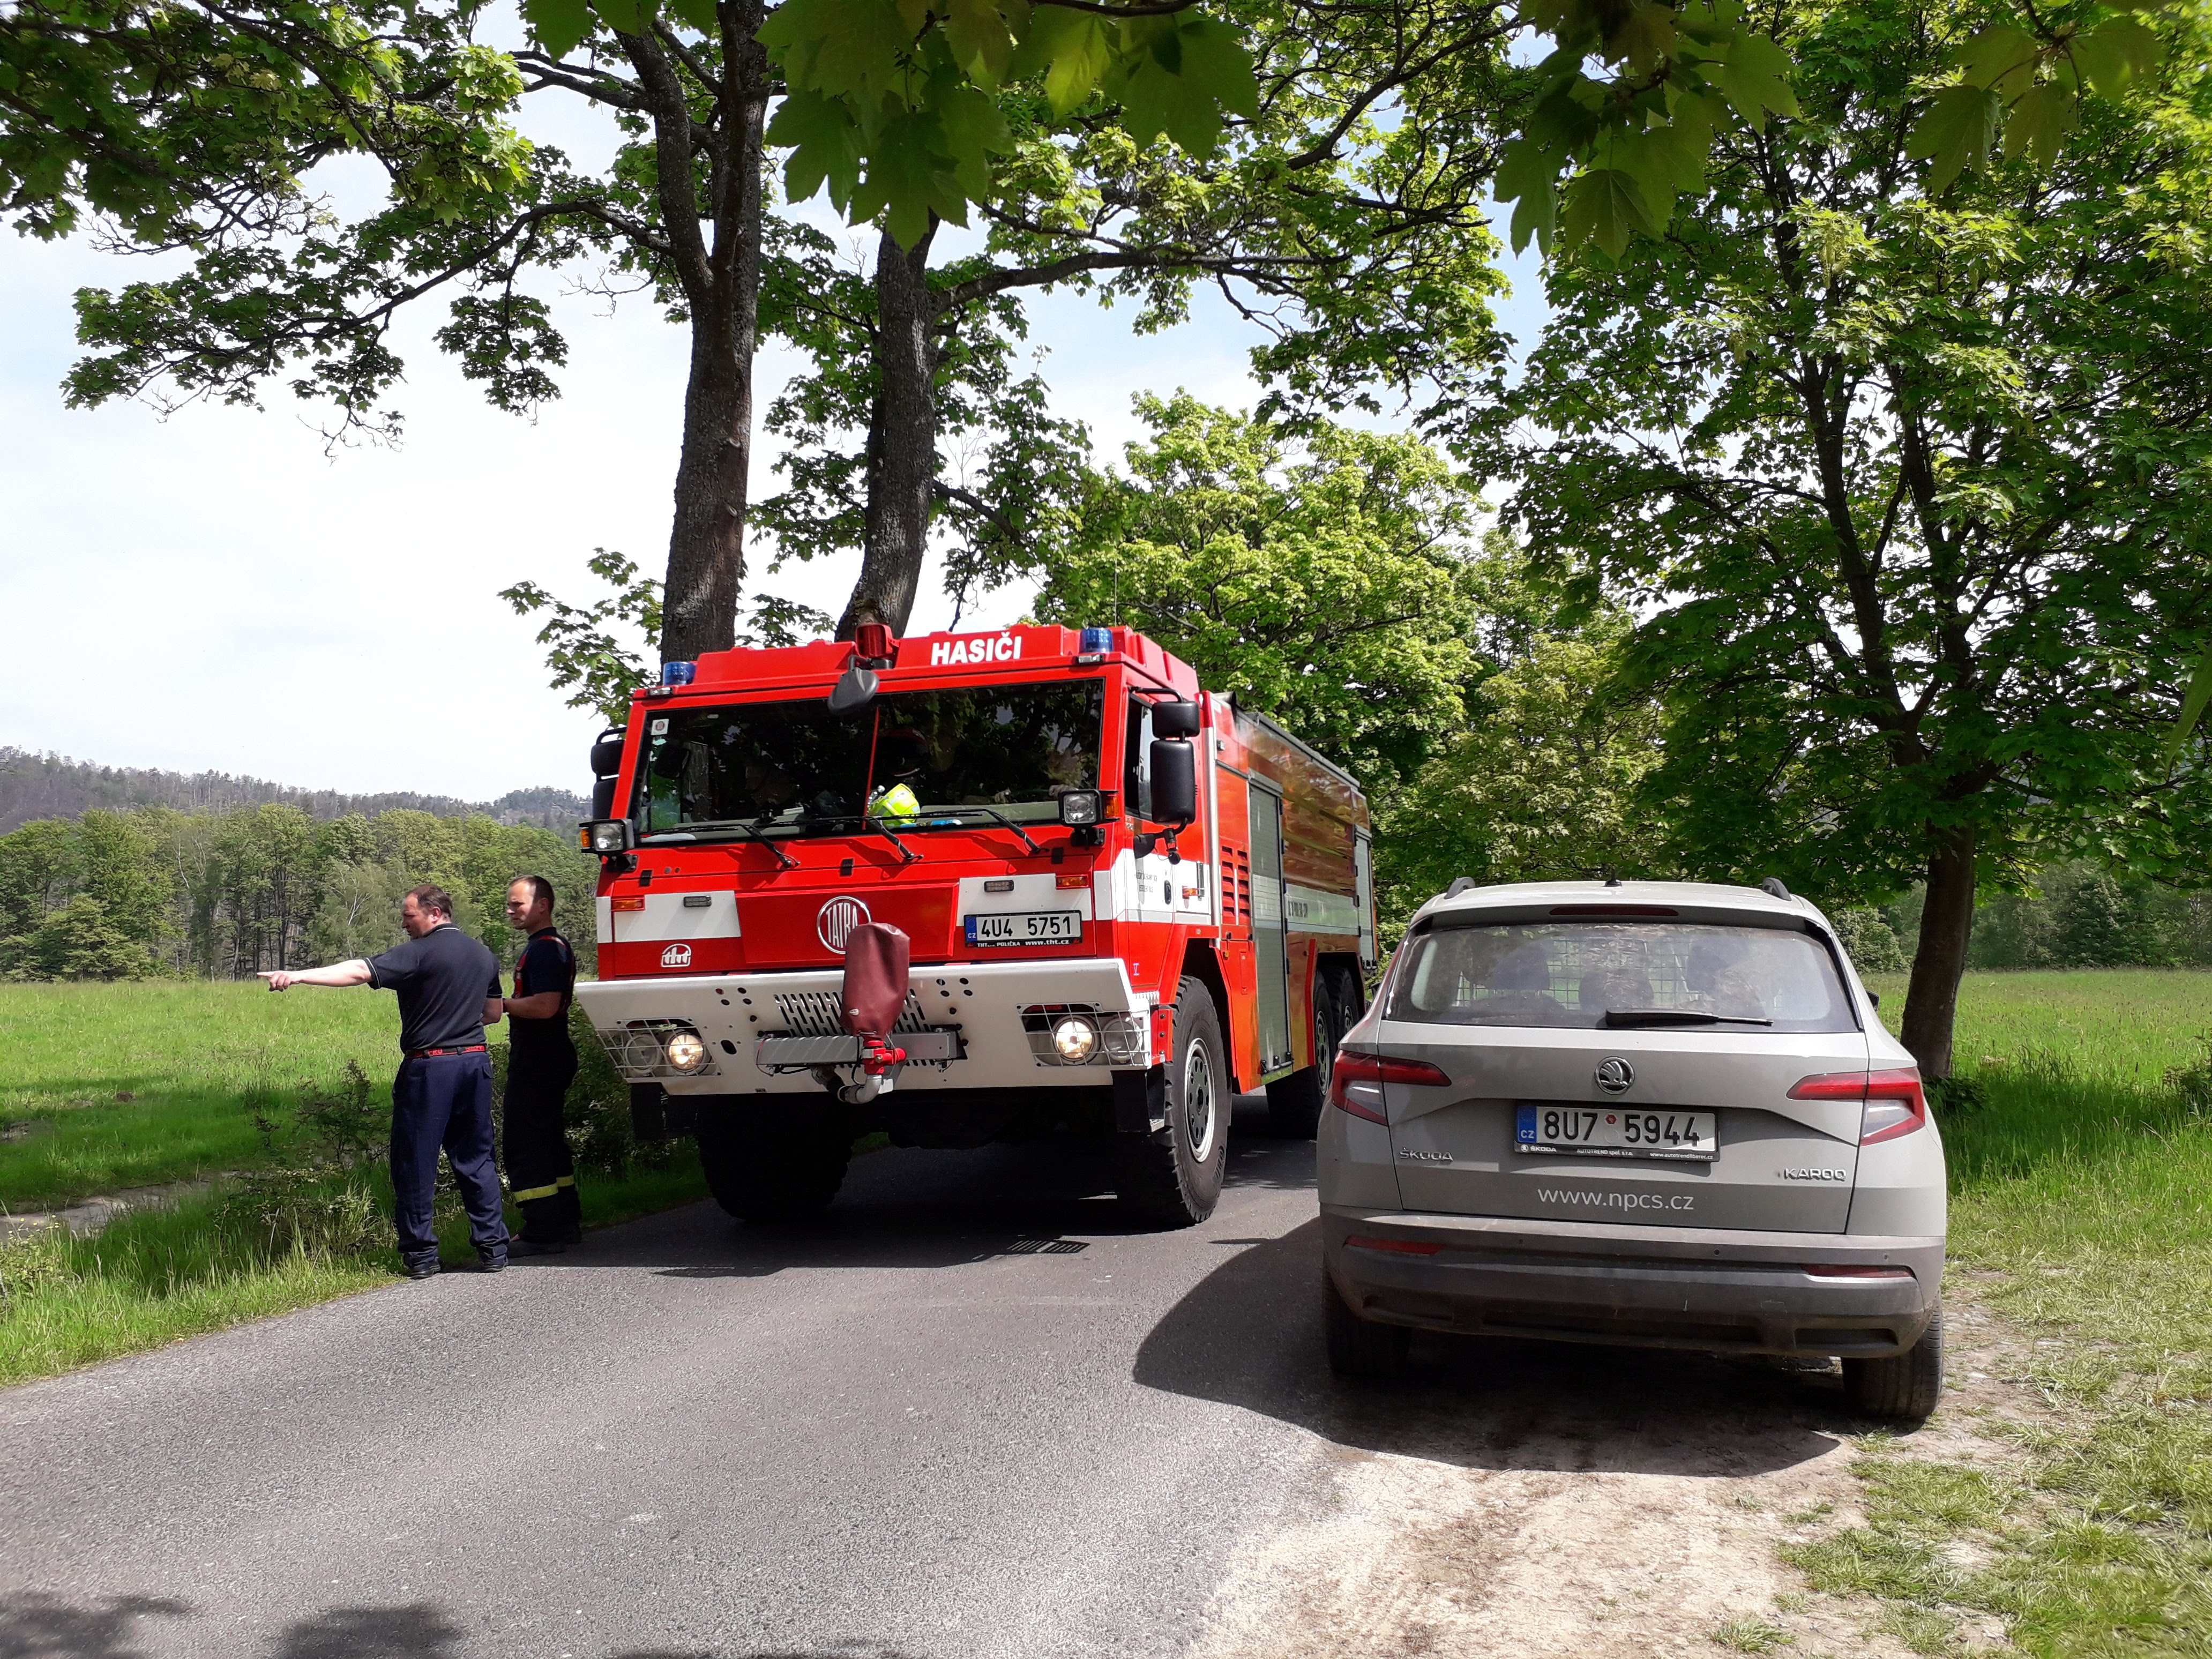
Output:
[1444, 876, 1476, 899]
[1759, 876, 1792, 900]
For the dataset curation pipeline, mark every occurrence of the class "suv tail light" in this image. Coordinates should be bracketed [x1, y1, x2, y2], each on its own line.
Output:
[1329, 1051, 1451, 1124]
[1788, 1067, 1927, 1145]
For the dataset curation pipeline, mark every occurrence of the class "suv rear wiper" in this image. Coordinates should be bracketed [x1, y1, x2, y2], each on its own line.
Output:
[1603, 1008, 1773, 1028]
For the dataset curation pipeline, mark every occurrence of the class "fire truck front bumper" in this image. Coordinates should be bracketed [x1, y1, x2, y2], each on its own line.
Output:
[573, 959, 1156, 1094]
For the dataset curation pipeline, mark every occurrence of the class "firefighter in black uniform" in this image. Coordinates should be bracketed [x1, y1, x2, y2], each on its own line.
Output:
[259, 883, 509, 1278]
[499, 875, 582, 1254]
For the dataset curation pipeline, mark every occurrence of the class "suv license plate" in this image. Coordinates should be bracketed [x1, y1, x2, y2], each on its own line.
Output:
[965, 910, 1082, 946]
[1516, 1104, 1717, 1162]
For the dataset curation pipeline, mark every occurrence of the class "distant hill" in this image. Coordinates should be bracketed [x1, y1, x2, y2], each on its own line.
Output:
[0, 747, 589, 835]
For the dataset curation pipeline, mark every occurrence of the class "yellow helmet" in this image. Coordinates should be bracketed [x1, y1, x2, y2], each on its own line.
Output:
[870, 782, 921, 822]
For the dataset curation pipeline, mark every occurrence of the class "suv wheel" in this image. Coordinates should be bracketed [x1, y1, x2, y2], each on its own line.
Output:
[695, 1096, 851, 1224]
[1323, 1271, 1410, 1380]
[1114, 977, 1229, 1227]
[1265, 972, 1340, 1139]
[1843, 1302, 1945, 1420]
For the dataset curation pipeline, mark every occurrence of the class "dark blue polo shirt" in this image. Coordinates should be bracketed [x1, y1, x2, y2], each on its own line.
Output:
[367, 924, 503, 1053]
[510, 926, 578, 1063]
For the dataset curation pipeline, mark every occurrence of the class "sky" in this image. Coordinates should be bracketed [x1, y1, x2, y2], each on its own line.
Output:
[0, 64, 1550, 806]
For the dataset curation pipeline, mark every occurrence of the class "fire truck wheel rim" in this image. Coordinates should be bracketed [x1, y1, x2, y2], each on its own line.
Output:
[1183, 1036, 1218, 1162]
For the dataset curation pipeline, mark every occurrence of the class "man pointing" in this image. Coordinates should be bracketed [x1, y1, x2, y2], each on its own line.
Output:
[260, 884, 510, 1278]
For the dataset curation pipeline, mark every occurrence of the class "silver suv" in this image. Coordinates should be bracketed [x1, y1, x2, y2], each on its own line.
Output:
[1319, 879, 1946, 1418]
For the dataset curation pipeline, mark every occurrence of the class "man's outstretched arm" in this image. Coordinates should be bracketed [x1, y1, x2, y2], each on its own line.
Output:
[259, 961, 372, 991]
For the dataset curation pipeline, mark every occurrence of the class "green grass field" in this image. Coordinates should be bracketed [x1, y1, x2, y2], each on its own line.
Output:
[1827, 971, 2212, 1656]
[0, 981, 400, 1210]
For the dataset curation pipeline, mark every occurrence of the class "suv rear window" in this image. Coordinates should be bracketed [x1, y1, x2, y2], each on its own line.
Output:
[1384, 920, 1858, 1033]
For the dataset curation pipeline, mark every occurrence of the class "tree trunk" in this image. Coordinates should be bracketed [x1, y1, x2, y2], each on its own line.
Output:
[654, 14, 770, 665]
[838, 220, 940, 640]
[1900, 823, 1976, 1079]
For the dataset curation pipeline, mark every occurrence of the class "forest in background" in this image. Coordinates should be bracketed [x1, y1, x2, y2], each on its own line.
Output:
[0, 798, 599, 983]
[0, 747, 586, 835]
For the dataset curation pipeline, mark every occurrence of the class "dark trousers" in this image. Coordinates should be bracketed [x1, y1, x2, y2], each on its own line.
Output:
[504, 1046, 580, 1235]
[390, 1052, 508, 1264]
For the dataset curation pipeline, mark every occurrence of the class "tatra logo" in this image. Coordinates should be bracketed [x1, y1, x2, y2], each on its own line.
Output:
[817, 895, 870, 953]
[660, 942, 692, 969]
[1594, 1057, 1635, 1095]
[929, 633, 1023, 666]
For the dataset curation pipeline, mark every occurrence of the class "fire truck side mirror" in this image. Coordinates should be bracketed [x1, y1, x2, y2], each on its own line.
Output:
[589, 729, 626, 778]
[1149, 738, 1198, 826]
[590, 776, 618, 819]
[1152, 700, 1202, 739]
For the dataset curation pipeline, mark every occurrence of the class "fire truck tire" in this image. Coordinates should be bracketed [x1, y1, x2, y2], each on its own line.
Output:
[692, 1097, 850, 1224]
[1264, 975, 1341, 1139]
[1114, 977, 1228, 1227]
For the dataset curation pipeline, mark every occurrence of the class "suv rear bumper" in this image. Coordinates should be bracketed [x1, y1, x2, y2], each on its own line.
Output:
[1322, 1205, 1944, 1358]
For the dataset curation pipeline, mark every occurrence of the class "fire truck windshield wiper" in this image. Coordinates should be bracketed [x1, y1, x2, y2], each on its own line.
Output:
[905, 804, 1042, 855]
[641, 818, 797, 871]
[795, 812, 922, 864]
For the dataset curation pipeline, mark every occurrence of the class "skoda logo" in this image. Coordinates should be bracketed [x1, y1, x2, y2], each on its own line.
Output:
[1594, 1057, 1635, 1095]
[660, 941, 692, 969]
[817, 895, 870, 954]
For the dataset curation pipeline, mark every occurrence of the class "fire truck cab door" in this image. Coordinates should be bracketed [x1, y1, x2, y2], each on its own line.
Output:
[1249, 780, 1292, 1074]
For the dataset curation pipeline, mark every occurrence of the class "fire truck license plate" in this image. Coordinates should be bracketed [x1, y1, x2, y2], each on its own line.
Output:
[965, 910, 1082, 946]
[1515, 1104, 1717, 1161]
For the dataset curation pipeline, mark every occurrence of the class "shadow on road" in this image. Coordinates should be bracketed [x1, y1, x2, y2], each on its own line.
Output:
[527, 1100, 1314, 1280]
[0, 1592, 190, 1658]
[1135, 1218, 1853, 1479]
[274, 1604, 465, 1658]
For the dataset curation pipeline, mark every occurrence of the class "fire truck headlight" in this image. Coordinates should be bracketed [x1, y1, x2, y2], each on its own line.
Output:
[583, 819, 633, 854]
[1050, 1014, 1099, 1064]
[662, 1027, 709, 1073]
[1057, 790, 1102, 827]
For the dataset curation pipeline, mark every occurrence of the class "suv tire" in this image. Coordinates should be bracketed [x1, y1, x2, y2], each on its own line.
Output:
[695, 1096, 851, 1224]
[1323, 1271, 1410, 1380]
[1265, 972, 1341, 1139]
[1843, 1302, 1945, 1419]
[1114, 977, 1229, 1227]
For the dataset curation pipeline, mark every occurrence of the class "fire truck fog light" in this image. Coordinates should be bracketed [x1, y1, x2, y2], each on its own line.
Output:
[1058, 790, 1102, 826]
[1050, 1015, 1099, 1063]
[662, 1028, 708, 1073]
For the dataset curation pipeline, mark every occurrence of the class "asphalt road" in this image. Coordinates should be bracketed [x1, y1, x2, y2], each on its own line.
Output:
[1, 1102, 1860, 1659]
[1, 1104, 1344, 1659]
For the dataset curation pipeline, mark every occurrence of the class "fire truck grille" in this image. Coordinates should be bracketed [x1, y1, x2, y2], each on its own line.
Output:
[774, 990, 932, 1037]
[1019, 1004, 1147, 1066]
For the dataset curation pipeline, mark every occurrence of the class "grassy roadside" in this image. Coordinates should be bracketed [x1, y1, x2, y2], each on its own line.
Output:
[0, 981, 720, 1389]
[1789, 971, 2212, 1656]
[0, 981, 398, 1209]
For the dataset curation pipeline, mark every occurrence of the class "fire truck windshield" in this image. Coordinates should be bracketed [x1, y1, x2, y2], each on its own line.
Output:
[633, 679, 1107, 840]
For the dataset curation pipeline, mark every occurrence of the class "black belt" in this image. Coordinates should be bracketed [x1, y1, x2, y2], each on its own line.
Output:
[405, 1044, 488, 1059]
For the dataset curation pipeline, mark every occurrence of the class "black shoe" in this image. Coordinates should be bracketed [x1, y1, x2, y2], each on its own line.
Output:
[403, 1256, 442, 1280]
[476, 1251, 507, 1273]
[509, 1233, 567, 1258]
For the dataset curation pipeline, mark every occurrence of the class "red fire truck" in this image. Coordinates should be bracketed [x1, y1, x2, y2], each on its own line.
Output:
[573, 622, 1376, 1227]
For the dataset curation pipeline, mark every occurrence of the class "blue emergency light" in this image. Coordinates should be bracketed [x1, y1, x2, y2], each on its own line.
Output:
[1078, 626, 1114, 654]
[661, 661, 696, 686]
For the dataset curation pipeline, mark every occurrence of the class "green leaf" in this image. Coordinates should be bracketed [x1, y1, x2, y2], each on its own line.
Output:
[665, 0, 718, 32]
[2071, 17, 2159, 98]
[1494, 136, 1560, 255]
[944, 0, 1028, 87]
[2162, 649, 2212, 771]
[1116, 18, 1255, 153]
[2001, 79, 2076, 167]
[1561, 167, 1657, 260]
[1700, 31, 1798, 125]
[521, 0, 593, 58]
[590, 0, 646, 36]
[758, 0, 908, 101]
[1606, 1, 1678, 76]
[1958, 24, 2039, 91]
[766, 85, 865, 208]
[1014, 8, 1112, 114]
[851, 110, 967, 245]
[1907, 83, 1999, 193]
